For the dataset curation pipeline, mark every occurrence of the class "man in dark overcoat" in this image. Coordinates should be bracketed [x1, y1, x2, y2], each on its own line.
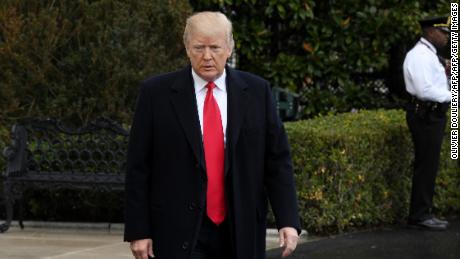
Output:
[124, 11, 301, 259]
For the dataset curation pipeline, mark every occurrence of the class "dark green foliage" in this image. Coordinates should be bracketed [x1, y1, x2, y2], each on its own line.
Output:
[286, 109, 459, 234]
[0, 0, 192, 124]
[191, 0, 450, 118]
[22, 189, 125, 223]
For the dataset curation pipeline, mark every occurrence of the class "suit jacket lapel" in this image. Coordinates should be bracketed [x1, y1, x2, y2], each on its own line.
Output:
[225, 67, 248, 175]
[170, 66, 204, 169]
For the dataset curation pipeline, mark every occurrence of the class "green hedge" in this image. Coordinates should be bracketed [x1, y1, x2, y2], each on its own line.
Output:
[287, 109, 459, 234]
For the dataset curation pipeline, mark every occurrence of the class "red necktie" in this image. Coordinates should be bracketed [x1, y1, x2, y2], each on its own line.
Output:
[203, 81, 226, 225]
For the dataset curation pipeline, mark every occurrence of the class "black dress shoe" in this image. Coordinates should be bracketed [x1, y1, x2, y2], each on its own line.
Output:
[408, 218, 448, 231]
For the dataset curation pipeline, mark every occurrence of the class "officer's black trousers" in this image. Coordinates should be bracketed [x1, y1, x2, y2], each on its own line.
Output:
[406, 106, 447, 222]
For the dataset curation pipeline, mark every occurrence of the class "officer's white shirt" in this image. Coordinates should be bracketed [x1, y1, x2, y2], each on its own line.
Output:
[403, 37, 451, 103]
[192, 68, 227, 143]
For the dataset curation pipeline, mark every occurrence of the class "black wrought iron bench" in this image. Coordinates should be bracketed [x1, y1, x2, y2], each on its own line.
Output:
[0, 117, 129, 233]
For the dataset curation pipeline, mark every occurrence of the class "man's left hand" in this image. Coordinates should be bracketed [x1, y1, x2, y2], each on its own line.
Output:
[278, 227, 299, 257]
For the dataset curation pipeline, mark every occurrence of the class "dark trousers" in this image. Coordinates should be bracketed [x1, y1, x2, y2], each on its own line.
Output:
[191, 216, 233, 259]
[406, 105, 447, 222]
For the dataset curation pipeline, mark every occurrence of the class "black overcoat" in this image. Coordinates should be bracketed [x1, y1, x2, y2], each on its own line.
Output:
[124, 66, 301, 259]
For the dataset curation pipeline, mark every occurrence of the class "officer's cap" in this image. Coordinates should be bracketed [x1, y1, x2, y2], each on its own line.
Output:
[419, 16, 450, 32]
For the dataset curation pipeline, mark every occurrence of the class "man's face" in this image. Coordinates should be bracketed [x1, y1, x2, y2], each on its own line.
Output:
[431, 28, 449, 49]
[186, 32, 232, 82]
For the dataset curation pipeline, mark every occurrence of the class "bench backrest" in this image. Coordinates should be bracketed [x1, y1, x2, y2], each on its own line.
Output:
[3, 117, 129, 179]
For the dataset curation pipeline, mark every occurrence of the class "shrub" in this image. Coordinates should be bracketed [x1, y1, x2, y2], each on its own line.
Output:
[0, 0, 192, 124]
[286, 109, 459, 234]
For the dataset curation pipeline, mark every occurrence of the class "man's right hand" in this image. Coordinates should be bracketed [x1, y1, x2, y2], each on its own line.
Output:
[130, 238, 154, 259]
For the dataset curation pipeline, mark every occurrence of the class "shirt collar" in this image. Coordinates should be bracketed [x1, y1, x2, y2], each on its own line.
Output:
[192, 68, 227, 94]
[420, 37, 437, 54]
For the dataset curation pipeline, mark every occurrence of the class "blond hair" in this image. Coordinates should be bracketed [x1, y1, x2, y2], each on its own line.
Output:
[183, 11, 234, 50]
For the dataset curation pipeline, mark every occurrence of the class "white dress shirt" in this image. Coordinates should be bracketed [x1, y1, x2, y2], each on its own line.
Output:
[192, 69, 228, 143]
[403, 37, 451, 103]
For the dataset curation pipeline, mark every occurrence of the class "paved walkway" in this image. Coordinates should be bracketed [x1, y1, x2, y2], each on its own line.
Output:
[268, 218, 460, 259]
[0, 221, 305, 259]
[0, 219, 458, 259]
[0, 224, 128, 259]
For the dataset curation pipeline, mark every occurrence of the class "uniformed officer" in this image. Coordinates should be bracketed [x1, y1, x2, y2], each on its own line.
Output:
[403, 16, 451, 231]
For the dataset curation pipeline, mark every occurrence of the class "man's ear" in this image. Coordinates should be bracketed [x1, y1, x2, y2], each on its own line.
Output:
[185, 46, 192, 58]
[227, 49, 233, 59]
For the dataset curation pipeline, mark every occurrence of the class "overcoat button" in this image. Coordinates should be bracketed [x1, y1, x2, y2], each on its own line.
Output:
[182, 241, 189, 250]
[189, 202, 197, 210]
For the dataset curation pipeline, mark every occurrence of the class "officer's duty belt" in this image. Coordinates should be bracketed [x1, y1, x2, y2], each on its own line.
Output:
[410, 97, 450, 113]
